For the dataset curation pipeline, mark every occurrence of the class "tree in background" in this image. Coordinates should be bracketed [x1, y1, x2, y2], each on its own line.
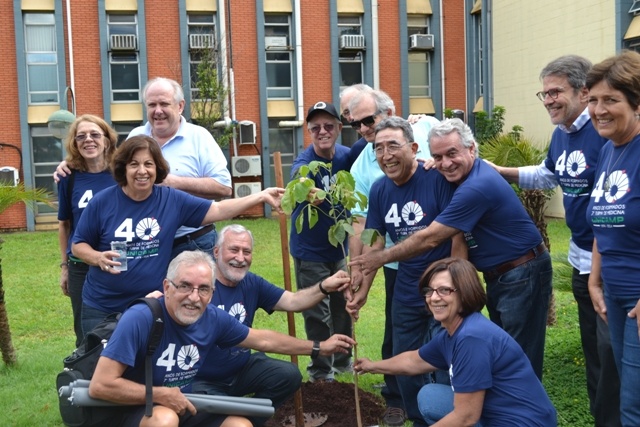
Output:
[190, 40, 235, 150]
[0, 183, 52, 365]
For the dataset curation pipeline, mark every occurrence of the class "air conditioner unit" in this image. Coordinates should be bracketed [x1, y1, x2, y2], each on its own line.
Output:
[339, 34, 366, 50]
[265, 36, 288, 49]
[231, 156, 262, 177]
[234, 182, 262, 198]
[410, 34, 435, 50]
[239, 121, 256, 145]
[631, 0, 640, 15]
[0, 167, 19, 187]
[189, 34, 215, 50]
[110, 34, 137, 51]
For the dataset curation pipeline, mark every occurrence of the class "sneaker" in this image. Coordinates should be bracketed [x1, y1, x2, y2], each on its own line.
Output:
[380, 407, 406, 427]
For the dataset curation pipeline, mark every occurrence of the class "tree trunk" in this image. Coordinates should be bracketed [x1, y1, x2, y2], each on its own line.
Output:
[0, 244, 18, 365]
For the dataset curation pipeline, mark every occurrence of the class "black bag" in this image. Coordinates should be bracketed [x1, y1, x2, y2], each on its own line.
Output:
[56, 298, 164, 426]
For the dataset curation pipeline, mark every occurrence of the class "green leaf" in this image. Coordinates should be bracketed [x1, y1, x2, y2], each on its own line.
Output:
[295, 212, 304, 234]
[360, 228, 382, 247]
[308, 206, 318, 229]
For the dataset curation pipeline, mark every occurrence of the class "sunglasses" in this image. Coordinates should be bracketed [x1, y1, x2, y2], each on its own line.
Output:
[309, 123, 336, 134]
[349, 111, 381, 130]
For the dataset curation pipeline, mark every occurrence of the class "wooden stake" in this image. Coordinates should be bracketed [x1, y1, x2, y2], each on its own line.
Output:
[274, 152, 305, 427]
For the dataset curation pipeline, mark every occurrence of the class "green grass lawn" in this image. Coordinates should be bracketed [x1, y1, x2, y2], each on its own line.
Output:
[0, 218, 591, 426]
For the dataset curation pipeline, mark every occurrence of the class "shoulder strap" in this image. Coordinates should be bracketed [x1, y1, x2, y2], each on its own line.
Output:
[128, 298, 164, 418]
[66, 169, 76, 229]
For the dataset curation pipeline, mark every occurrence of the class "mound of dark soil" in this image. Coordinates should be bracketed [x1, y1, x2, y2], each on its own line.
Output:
[264, 381, 386, 427]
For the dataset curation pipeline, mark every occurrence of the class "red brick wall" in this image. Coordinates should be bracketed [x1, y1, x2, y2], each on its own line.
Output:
[442, 0, 467, 112]
[229, 1, 264, 217]
[378, 1, 403, 117]
[1, 1, 27, 229]
[144, 1, 182, 80]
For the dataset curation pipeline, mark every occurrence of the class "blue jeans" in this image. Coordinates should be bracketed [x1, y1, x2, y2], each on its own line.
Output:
[81, 303, 112, 337]
[484, 250, 552, 379]
[572, 269, 620, 427]
[293, 258, 352, 380]
[604, 290, 640, 427]
[392, 299, 448, 427]
[418, 383, 482, 426]
[192, 352, 302, 426]
[381, 267, 403, 409]
[170, 227, 217, 260]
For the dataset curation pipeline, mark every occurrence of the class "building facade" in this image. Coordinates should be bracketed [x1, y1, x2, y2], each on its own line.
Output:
[4, 0, 636, 231]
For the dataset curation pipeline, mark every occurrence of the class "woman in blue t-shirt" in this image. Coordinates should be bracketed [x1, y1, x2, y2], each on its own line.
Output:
[57, 114, 118, 347]
[72, 135, 284, 336]
[586, 50, 640, 426]
[354, 258, 557, 426]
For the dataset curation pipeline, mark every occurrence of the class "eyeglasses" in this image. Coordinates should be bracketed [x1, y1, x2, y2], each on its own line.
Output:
[422, 287, 458, 298]
[75, 132, 104, 143]
[309, 123, 336, 134]
[168, 279, 213, 297]
[350, 111, 381, 130]
[374, 143, 408, 157]
[536, 87, 565, 102]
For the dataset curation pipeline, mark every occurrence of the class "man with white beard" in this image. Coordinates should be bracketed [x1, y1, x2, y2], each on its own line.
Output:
[191, 224, 351, 426]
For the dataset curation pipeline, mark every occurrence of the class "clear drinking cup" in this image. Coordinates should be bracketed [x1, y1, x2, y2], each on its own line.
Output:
[110, 241, 128, 271]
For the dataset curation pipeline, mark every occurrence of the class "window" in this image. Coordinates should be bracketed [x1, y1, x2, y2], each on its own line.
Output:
[108, 14, 140, 102]
[268, 119, 297, 185]
[407, 16, 431, 98]
[265, 14, 293, 99]
[24, 13, 58, 104]
[31, 126, 63, 213]
[113, 123, 141, 146]
[338, 15, 363, 89]
[188, 14, 217, 100]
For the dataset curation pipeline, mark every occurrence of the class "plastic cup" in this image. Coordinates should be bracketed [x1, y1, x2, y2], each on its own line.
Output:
[110, 241, 128, 271]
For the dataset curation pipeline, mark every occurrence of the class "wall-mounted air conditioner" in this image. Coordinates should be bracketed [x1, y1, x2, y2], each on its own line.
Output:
[189, 34, 215, 50]
[0, 167, 19, 187]
[339, 35, 365, 50]
[239, 121, 256, 145]
[265, 36, 288, 49]
[231, 156, 262, 177]
[234, 182, 262, 198]
[409, 34, 435, 50]
[110, 34, 137, 51]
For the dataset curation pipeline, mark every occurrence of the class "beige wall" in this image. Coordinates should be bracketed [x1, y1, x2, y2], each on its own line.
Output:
[491, 0, 616, 216]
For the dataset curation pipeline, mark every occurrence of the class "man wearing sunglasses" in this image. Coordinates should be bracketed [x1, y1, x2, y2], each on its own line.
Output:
[347, 87, 440, 427]
[289, 101, 354, 383]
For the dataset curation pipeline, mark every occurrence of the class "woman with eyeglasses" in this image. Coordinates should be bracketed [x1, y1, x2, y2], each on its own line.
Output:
[57, 114, 118, 347]
[71, 135, 284, 336]
[354, 257, 557, 426]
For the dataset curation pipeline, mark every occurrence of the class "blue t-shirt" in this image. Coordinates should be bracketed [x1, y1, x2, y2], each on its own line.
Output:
[544, 120, 607, 251]
[72, 185, 212, 313]
[348, 137, 368, 166]
[366, 166, 454, 306]
[587, 135, 640, 297]
[57, 170, 116, 256]
[289, 144, 353, 262]
[419, 312, 557, 426]
[102, 299, 249, 392]
[436, 159, 543, 271]
[197, 273, 285, 381]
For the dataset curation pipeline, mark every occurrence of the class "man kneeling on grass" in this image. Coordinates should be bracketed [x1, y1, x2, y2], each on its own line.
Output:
[89, 250, 355, 427]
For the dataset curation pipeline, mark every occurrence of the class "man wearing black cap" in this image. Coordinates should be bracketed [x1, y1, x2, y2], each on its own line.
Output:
[289, 101, 353, 382]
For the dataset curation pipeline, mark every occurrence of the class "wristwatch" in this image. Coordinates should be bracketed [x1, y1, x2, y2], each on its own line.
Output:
[311, 340, 320, 359]
[318, 280, 330, 296]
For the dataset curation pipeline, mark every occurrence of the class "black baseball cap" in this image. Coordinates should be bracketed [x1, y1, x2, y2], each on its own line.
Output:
[306, 101, 340, 122]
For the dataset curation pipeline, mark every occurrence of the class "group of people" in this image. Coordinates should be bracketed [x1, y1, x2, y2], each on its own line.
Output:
[54, 49, 640, 427]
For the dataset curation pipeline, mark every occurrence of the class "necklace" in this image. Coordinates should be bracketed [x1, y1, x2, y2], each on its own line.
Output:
[604, 142, 632, 191]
